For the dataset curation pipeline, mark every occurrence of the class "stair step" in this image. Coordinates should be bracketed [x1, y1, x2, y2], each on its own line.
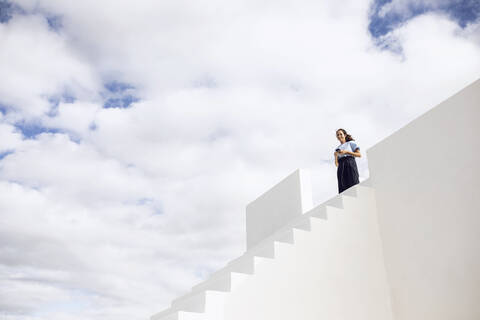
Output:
[177, 311, 205, 320]
[307, 205, 327, 220]
[324, 194, 344, 209]
[191, 272, 249, 293]
[171, 291, 207, 313]
[151, 311, 204, 320]
[273, 240, 295, 259]
[356, 183, 375, 198]
[273, 229, 294, 244]
[342, 186, 358, 197]
[252, 255, 275, 273]
[197, 266, 230, 288]
[249, 240, 275, 258]
[361, 177, 373, 187]
[171, 290, 227, 314]
[292, 227, 311, 244]
[340, 185, 375, 211]
[226, 255, 255, 274]
[290, 215, 311, 231]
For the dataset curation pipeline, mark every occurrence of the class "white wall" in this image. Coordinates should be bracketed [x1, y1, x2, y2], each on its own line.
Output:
[367, 79, 480, 320]
[246, 169, 312, 249]
[225, 186, 393, 320]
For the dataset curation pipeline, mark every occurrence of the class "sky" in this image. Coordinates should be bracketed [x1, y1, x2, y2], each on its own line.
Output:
[0, 0, 479, 319]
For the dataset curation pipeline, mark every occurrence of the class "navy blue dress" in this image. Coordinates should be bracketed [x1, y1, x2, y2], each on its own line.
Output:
[336, 141, 360, 193]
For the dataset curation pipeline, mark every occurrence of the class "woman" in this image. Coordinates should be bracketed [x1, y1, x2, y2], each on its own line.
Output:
[334, 128, 361, 193]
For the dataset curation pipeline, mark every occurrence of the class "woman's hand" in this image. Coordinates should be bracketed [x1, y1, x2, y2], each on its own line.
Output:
[338, 149, 361, 157]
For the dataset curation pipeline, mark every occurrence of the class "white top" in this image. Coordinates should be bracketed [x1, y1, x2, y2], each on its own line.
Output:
[336, 141, 360, 159]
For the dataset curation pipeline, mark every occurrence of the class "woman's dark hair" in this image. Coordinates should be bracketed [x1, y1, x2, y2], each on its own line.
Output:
[336, 128, 355, 142]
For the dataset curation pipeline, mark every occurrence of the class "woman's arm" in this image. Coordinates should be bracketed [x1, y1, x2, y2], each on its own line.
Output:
[351, 148, 361, 157]
[338, 149, 361, 157]
[334, 151, 339, 167]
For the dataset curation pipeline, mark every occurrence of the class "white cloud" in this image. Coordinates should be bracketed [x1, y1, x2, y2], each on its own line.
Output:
[0, 14, 100, 118]
[0, 0, 479, 319]
[42, 101, 100, 137]
[0, 120, 23, 151]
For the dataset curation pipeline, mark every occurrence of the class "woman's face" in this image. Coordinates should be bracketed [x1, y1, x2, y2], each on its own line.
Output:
[336, 130, 346, 143]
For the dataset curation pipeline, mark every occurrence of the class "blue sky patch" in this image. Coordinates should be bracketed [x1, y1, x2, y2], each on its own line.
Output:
[0, 150, 14, 160]
[47, 97, 61, 117]
[369, 0, 480, 38]
[14, 121, 82, 143]
[103, 95, 139, 109]
[0, 1, 26, 24]
[0, 103, 9, 115]
[102, 81, 139, 108]
[14, 120, 62, 139]
[0, 1, 63, 31]
[46, 92, 77, 117]
[0, 0, 13, 23]
[445, 0, 480, 28]
[105, 81, 134, 93]
[46, 14, 63, 32]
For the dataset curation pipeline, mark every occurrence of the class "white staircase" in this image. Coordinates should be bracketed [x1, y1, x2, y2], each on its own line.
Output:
[151, 180, 391, 320]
